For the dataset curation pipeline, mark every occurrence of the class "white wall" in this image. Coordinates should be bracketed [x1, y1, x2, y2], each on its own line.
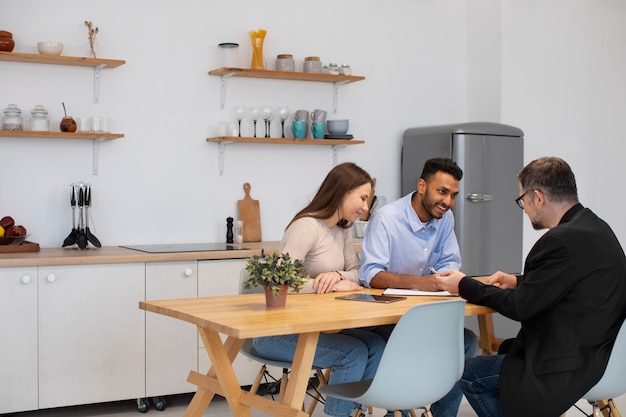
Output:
[3, 1, 625, 252]
[0, 0, 468, 247]
[500, 0, 626, 252]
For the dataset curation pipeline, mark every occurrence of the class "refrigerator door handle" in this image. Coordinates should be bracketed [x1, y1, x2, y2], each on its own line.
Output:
[466, 193, 494, 202]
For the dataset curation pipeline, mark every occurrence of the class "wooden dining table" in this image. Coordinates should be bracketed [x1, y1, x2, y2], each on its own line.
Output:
[139, 288, 496, 417]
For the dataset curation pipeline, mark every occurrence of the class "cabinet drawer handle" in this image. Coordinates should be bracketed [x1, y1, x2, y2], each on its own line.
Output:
[184, 268, 193, 277]
[21, 275, 32, 284]
[46, 274, 57, 283]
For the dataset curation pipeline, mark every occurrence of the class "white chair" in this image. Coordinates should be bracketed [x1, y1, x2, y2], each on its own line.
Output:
[320, 299, 466, 417]
[581, 319, 626, 417]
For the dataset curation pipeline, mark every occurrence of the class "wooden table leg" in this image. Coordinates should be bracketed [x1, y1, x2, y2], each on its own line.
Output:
[184, 327, 248, 417]
[282, 332, 321, 409]
[476, 313, 503, 355]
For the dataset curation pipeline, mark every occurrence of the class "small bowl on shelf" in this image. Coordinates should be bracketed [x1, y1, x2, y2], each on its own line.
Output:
[0, 234, 29, 246]
[327, 119, 349, 135]
[37, 41, 63, 56]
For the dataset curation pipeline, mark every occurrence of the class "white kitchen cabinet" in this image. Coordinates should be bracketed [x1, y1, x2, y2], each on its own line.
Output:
[197, 259, 265, 385]
[0, 267, 38, 414]
[37, 263, 145, 409]
[145, 261, 198, 397]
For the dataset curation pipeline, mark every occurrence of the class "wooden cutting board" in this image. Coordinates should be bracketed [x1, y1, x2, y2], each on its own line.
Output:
[237, 182, 262, 242]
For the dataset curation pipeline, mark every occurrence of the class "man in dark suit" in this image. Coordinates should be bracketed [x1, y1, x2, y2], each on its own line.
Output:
[436, 156, 626, 417]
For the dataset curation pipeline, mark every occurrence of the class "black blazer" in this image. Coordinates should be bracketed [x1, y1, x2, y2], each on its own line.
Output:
[459, 204, 626, 417]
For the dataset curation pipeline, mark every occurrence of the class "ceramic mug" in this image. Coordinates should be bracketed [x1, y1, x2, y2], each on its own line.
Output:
[311, 109, 327, 123]
[294, 109, 309, 121]
[311, 121, 325, 139]
[291, 120, 307, 139]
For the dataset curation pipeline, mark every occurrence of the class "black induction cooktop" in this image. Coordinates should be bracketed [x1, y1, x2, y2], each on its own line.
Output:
[120, 243, 249, 253]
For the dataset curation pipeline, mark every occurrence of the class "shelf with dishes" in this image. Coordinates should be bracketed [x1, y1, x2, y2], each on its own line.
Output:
[0, 51, 126, 103]
[208, 67, 365, 113]
[0, 130, 124, 175]
[206, 136, 364, 175]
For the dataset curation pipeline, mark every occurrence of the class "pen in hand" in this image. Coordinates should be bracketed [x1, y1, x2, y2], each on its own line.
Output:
[428, 265, 438, 275]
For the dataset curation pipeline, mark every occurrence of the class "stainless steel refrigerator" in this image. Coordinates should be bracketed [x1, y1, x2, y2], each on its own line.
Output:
[402, 122, 524, 340]
[402, 122, 524, 276]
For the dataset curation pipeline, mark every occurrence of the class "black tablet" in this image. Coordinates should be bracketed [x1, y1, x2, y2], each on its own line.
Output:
[335, 294, 407, 303]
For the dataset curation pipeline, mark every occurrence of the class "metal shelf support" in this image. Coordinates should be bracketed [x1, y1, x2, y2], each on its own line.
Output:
[332, 81, 350, 114]
[219, 73, 236, 109]
[93, 64, 106, 104]
[92, 138, 106, 175]
[218, 140, 234, 175]
[332, 144, 347, 166]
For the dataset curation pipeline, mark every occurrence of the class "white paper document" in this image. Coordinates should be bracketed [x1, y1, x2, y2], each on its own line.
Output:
[383, 288, 457, 297]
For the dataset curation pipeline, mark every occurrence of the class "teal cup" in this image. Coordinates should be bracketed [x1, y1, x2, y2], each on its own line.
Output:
[311, 121, 325, 139]
[291, 120, 307, 138]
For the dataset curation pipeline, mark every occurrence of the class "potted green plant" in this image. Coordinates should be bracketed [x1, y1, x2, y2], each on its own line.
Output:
[242, 252, 309, 307]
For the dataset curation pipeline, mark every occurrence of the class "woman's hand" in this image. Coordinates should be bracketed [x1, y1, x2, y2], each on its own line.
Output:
[312, 271, 363, 293]
[312, 271, 343, 293]
[332, 280, 363, 292]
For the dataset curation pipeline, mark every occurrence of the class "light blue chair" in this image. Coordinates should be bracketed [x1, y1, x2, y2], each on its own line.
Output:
[320, 299, 466, 417]
[581, 319, 626, 417]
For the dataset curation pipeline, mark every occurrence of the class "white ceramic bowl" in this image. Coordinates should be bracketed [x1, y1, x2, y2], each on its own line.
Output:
[327, 119, 349, 135]
[37, 41, 63, 56]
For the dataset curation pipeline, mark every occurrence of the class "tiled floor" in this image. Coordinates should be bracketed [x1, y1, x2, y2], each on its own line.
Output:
[4, 390, 621, 417]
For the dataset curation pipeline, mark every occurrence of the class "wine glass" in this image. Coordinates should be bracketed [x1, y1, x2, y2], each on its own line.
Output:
[250, 106, 261, 137]
[277, 105, 290, 138]
[261, 105, 273, 138]
[234, 105, 246, 137]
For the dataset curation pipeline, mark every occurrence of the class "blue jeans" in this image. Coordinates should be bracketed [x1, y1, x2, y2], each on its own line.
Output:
[366, 326, 479, 417]
[253, 328, 386, 417]
[458, 354, 504, 417]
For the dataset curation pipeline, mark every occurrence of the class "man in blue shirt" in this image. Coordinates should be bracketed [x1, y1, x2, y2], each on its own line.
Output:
[359, 157, 478, 417]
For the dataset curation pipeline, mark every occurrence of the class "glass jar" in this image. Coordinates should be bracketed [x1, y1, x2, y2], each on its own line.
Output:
[2, 104, 23, 131]
[276, 54, 295, 72]
[303, 56, 322, 73]
[326, 63, 341, 75]
[218, 42, 239, 68]
[30, 105, 50, 132]
[340, 64, 352, 76]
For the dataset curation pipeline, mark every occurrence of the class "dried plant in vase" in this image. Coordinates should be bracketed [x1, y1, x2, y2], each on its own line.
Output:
[84, 20, 99, 58]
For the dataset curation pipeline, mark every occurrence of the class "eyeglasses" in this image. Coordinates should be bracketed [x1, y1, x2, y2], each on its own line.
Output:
[515, 189, 538, 209]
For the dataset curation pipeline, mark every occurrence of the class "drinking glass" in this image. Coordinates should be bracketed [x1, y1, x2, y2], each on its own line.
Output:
[250, 106, 261, 137]
[234, 105, 246, 137]
[261, 105, 273, 138]
[278, 105, 290, 138]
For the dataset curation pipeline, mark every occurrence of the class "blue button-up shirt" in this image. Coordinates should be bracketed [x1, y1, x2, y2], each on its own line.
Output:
[359, 192, 461, 287]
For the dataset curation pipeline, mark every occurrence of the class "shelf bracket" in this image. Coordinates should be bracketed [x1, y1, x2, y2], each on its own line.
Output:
[332, 81, 350, 114]
[219, 73, 236, 110]
[93, 64, 106, 104]
[218, 140, 234, 175]
[331, 144, 347, 166]
[92, 138, 105, 175]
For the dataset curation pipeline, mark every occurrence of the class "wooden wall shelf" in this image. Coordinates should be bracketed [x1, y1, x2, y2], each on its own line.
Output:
[208, 67, 365, 113]
[0, 131, 124, 140]
[0, 51, 125, 68]
[208, 67, 364, 84]
[207, 136, 363, 146]
[207, 136, 365, 175]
